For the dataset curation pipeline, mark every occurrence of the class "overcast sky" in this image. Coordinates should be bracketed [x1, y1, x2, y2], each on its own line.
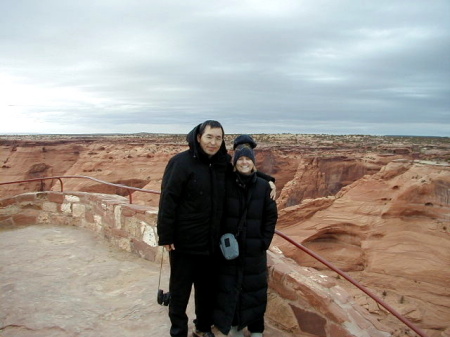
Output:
[1, 0, 449, 136]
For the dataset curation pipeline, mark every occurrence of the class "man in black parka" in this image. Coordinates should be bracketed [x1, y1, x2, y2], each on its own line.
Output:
[157, 120, 229, 337]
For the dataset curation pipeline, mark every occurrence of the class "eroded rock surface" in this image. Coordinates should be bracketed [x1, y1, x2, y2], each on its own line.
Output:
[1, 133, 450, 336]
[274, 160, 450, 336]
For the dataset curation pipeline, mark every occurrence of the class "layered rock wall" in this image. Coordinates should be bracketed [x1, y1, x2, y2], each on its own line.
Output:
[3, 134, 448, 207]
[275, 161, 450, 336]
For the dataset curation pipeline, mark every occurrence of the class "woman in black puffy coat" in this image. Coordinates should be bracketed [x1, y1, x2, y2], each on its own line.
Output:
[213, 142, 278, 337]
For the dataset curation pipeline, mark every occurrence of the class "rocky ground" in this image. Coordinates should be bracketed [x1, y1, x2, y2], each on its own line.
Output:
[1, 133, 449, 336]
[0, 224, 290, 337]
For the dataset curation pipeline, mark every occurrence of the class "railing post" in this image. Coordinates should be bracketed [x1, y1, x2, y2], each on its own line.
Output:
[58, 178, 63, 192]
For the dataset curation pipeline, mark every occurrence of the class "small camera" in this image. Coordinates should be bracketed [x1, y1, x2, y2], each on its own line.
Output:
[157, 289, 171, 306]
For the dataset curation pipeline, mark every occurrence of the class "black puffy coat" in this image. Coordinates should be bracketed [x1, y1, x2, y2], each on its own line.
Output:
[157, 124, 230, 254]
[213, 172, 278, 334]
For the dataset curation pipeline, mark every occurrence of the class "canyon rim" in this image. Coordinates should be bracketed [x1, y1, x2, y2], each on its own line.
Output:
[1, 133, 449, 337]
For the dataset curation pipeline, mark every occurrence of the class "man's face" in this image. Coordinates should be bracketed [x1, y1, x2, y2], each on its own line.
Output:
[197, 125, 223, 157]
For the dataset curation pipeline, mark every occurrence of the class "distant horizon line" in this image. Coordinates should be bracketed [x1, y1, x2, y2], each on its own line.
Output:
[1, 132, 449, 138]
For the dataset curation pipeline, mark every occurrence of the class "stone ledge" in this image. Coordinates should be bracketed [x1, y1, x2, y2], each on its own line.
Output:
[0, 191, 162, 263]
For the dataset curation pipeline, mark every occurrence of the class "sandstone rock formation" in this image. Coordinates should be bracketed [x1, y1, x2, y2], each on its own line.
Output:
[273, 160, 450, 336]
[1, 133, 449, 336]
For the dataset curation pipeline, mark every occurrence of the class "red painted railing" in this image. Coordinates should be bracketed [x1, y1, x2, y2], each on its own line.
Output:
[0, 175, 160, 204]
[275, 230, 428, 337]
[0, 176, 429, 337]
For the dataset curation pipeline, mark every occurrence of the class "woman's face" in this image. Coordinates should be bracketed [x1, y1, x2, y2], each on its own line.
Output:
[235, 156, 254, 175]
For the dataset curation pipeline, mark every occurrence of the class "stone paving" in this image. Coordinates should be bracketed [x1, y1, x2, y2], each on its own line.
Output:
[0, 225, 292, 337]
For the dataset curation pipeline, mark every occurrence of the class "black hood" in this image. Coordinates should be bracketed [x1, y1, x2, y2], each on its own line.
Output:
[186, 123, 228, 161]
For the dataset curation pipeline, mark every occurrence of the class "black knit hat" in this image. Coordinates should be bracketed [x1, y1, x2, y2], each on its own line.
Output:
[233, 145, 255, 166]
[233, 134, 257, 150]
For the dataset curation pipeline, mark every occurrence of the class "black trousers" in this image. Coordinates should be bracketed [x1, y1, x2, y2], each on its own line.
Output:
[248, 318, 265, 333]
[169, 251, 216, 337]
[232, 312, 265, 333]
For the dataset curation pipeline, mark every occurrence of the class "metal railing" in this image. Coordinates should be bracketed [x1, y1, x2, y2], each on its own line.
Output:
[0, 175, 429, 337]
[0, 175, 160, 204]
[275, 230, 428, 337]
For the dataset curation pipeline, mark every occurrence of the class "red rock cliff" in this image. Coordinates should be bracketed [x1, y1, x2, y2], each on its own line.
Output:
[1, 134, 449, 336]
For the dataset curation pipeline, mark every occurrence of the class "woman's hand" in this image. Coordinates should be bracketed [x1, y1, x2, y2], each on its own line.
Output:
[269, 181, 276, 200]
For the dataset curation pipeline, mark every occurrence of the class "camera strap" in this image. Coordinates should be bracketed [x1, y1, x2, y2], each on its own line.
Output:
[157, 246, 168, 290]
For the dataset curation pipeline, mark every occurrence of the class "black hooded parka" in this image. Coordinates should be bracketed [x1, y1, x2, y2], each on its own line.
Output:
[157, 123, 230, 255]
[213, 171, 278, 334]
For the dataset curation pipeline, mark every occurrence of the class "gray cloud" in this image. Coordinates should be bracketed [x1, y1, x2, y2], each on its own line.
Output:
[1, 0, 449, 136]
